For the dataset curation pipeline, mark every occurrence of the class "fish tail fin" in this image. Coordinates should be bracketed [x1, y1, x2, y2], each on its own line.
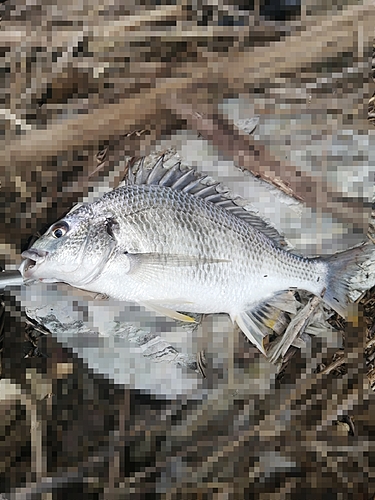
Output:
[321, 242, 375, 317]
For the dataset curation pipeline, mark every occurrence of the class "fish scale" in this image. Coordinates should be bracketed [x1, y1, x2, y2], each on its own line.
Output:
[20, 157, 375, 356]
[37, 184, 316, 313]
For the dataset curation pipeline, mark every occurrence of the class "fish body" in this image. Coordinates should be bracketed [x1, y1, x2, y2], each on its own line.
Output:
[20, 157, 374, 354]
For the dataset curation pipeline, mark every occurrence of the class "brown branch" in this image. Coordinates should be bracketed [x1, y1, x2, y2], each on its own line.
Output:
[2, 2, 372, 156]
[0, 4, 188, 49]
[319, 352, 347, 374]
[164, 98, 371, 231]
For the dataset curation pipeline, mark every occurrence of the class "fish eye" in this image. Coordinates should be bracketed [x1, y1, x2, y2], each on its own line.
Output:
[51, 221, 69, 239]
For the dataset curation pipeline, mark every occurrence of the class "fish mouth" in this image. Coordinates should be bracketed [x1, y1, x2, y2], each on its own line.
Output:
[20, 249, 48, 278]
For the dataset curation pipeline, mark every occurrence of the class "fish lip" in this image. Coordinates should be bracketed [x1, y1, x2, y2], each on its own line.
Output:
[20, 249, 48, 278]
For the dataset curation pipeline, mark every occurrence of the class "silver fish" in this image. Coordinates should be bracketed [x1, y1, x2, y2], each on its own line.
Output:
[20, 156, 374, 355]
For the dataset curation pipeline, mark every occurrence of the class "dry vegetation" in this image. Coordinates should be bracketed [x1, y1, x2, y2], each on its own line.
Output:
[0, 0, 374, 498]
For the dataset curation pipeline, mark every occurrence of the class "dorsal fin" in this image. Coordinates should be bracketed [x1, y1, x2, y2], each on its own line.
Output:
[119, 155, 289, 248]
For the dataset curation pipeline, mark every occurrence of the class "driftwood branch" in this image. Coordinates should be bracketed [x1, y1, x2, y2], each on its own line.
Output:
[164, 98, 371, 231]
[3, 1, 373, 165]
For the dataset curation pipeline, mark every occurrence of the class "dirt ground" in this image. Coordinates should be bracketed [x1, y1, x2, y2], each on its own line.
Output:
[0, 0, 375, 498]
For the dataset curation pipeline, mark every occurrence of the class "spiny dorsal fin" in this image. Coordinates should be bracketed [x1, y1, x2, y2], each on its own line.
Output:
[119, 155, 288, 248]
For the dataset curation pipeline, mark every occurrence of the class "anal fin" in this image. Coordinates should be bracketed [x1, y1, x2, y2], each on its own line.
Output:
[233, 311, 268, 355]
[140, 300, 197, 323]
[233, 291, 299, 356]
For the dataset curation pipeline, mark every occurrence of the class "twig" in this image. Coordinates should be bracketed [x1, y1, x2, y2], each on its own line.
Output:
[172, 0, 374, 89]
[3, 1, 373, 166]
[164, 97, 371, 231]
[319, 352, 347, 375]
[367, 337, 375, 351]
[267, 293, 323, 363]
[0, 293, 4, 380]
[0, 4, 188, 49]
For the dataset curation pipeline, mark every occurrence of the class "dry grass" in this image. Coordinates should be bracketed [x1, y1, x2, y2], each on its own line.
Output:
[0, 0, 374, 498]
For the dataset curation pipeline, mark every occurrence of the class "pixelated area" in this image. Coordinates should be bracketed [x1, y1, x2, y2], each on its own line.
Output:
[1, 0, 375, 498]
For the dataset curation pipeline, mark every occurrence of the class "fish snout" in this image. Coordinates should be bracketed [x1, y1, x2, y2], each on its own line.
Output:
[21, 248, 48, 262]
[20, 248, 49, 277]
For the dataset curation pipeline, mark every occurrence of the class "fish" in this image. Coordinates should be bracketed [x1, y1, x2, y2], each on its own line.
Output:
[19, 155, 375, 356]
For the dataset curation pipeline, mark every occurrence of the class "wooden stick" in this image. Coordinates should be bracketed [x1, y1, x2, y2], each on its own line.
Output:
[0, 4, 188, 48]
[165, 98, 371, 231]
[3, 1, 372, 162]
[200, 0, 374, 89]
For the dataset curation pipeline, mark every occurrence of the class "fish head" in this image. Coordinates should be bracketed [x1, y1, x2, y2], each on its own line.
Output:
[19, 205, 117, 286]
